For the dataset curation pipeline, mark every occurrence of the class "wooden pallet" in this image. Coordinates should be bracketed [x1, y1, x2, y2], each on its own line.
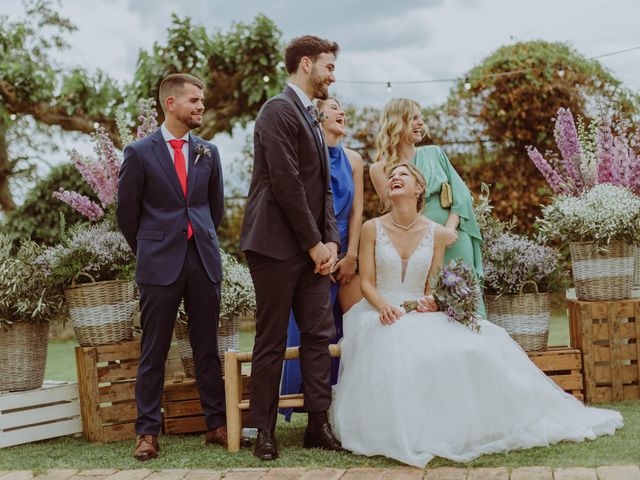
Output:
[75, 341, 140, 442]
[568, 298, 640, 403]
[162, 376, 250, 435]
[527, 347, 584, 401]
[0, 381, 82, 448]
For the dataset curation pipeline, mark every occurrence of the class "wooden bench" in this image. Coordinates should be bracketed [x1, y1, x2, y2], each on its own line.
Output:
[224, 344, 341, 452]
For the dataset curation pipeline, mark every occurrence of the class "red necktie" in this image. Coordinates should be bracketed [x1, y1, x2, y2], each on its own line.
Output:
[168, 139, 192, 239]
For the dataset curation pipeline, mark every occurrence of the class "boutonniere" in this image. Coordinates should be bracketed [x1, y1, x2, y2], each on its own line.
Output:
[194, 143, 211, 165]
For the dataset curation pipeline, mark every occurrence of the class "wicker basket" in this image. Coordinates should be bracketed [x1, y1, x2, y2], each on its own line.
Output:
[485, 281, 550, 352]
[569, 241, 633, 301]
[65, 273, 136, 346]
[634, 245, 640, 287]
[0, 322, 49, 392]
[175, 315, 239, 377]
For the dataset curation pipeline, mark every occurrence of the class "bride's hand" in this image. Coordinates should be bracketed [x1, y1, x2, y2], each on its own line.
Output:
[416, 295, 438, 312]
[379, 304, 403, 325]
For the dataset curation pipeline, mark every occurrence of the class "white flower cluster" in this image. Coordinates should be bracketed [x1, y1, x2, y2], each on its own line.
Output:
[540, 183, 640, 247]
[220, 250, 255, 318]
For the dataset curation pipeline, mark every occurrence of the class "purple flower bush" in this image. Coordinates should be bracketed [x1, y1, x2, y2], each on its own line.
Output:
[526, 108, 640, 196]
[483, 233, 565, 296]
[54, 99, 158, 220]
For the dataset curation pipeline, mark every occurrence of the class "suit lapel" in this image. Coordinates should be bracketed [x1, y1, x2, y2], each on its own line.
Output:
[284, 87, 327, 180]
[150, 129, 185, 201]
[186, 135, 199, 204]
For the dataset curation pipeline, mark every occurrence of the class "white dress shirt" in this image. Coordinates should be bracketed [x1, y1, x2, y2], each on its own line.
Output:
[161, 123, 190, 174]
[287, 83, 323, 146]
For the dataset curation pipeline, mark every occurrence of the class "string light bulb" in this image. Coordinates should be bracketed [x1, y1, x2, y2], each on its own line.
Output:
[386, 81, 392, 93]
[464, 77, 471, 91]
[557, 68, 565, 78]
[262, 75, 269, 83]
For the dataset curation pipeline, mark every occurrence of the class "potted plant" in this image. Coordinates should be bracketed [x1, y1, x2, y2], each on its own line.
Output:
[0, 235, 64, 392]
[175, 250, 256, 376]
[528, 107, 640, 287]
[539, 183, 640, 300]
[483, 232, 565, 351]
[37, 220, 136, 346]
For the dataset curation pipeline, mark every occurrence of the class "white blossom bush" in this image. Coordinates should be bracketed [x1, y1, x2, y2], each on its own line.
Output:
[220, 250, 255, 318]
[539, 183, 640, 248]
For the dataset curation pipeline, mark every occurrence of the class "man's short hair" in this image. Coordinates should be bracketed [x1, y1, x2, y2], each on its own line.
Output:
[284, 35, 339, 75]
[158, 73, 205, 110]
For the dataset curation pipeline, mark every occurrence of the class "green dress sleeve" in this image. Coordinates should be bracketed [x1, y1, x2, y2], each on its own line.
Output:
[435, 147, 484, 278]
[435, 147, 481, 241]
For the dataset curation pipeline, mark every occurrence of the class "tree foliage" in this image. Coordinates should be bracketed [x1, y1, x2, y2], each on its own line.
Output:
[0, 1, 285, 213]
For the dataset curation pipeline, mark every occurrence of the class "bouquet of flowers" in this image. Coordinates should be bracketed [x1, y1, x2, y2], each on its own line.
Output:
[538, 183, 640, 249]
[483, 233, 565, 296]
[54, 99, 158, 220]
[219, 250, 256, 318]
[527, 107, 640, 196]
[403, 259, 481, 333]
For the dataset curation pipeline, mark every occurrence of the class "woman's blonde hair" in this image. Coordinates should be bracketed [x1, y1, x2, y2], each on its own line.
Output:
[381, 163, 427, 214]
[374, 98, 428, 173]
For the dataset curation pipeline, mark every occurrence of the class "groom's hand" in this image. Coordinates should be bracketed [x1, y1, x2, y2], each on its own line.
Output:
[309, 242, 332, 274]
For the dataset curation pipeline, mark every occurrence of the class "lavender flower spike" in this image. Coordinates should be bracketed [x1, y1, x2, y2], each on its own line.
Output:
[53, 190, 104, 221]
[526, 146, 570, 195]
[554, 108, 584, 191]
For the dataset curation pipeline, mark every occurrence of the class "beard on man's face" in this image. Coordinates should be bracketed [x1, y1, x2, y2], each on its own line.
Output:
[309, 68, 329, 100]
[176, 110, 202, 129]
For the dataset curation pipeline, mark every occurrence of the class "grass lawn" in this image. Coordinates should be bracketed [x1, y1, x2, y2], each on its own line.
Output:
[2, 314, 638, 471]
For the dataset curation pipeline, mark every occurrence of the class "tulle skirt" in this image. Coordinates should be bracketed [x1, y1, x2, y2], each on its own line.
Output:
[330, 299, 623, 468]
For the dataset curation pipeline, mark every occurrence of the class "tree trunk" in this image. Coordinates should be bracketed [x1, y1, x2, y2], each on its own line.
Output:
[0, 120, 15, 212]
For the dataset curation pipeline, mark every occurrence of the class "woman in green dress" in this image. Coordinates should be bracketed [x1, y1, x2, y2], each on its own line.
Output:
[369, 97, 486, 317]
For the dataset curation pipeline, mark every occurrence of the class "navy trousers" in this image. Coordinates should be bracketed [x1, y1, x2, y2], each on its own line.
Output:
[135, 240, 225, 435]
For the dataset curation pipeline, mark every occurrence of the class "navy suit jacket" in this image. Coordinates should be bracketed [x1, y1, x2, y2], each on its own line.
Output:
[116, 129, 224, 286]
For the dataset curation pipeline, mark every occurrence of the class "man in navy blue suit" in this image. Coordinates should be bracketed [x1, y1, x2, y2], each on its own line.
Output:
[117, 73, 227, 461]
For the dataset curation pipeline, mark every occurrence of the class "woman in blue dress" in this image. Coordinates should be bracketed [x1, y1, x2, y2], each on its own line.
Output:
[280, 97, 364, 421]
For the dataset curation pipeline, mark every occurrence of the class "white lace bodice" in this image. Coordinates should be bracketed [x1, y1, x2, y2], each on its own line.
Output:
[374, 218, 436, 304]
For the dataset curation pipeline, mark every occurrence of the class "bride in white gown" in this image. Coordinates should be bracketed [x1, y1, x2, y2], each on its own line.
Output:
[330, 163, 623, 468]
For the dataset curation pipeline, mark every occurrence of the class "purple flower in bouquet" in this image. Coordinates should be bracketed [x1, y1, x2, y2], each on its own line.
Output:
[136, 99, 158, 140]
[52, 189, 104, 221]
[431, 259, 481, 333]
[554, 108, 585, 191]
[526, 146, 571, 195]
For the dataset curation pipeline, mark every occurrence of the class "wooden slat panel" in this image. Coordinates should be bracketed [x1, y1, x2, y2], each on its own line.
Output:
[97, 360, 138, 383]
[0, 416, 82, 448]
[608, 301, 625, 401]
[580, 304, 596, 402]
[0, 383, 79, 411]
[162, 381, 200, 403]
[164, 415, 206, 434]
[529, 352, 581, 372]
[99, 401, 137, 424]
[592, 323, 610, 341]
[232, 344, 341, 363]
[95, 341, 141, 363]
[593, 364, 639, 383]
[616, 301, 637, 319]
[238, 393, 304, 410]
[164, 399, 203, 418]
[101, 421, 136, 442]
[98, 381, 135, 403]
[594, 344, 637, 362]
[547, 373, 584, 391]
[0, 400, 80, 430]
[75, 346, 103, 442]
[591, 384, 640, 403]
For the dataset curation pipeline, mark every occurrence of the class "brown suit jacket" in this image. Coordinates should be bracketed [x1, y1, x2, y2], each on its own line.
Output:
[240, 86, 340, 260]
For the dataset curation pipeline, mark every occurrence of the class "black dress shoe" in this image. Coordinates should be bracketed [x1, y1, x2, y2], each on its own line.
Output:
[253, 429, 278, 460]
[303, 422, 345, 451]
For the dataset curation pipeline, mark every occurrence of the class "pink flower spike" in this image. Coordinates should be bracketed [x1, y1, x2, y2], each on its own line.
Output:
[53, 190, 104, 221]
[526, 146, 572, 195]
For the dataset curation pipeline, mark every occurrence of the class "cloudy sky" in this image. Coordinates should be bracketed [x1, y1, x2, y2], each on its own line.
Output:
[3, 0, 640, 193]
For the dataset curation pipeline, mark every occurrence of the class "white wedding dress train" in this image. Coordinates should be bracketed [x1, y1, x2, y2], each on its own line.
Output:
[330, 219, 622, 468]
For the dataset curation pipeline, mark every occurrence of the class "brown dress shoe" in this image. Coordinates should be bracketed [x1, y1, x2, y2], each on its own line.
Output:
[133, 434, 159, 461]
[205, 425, 228, 447]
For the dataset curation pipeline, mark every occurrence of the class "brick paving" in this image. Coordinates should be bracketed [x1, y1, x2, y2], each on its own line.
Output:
[1, 467, 640, 480]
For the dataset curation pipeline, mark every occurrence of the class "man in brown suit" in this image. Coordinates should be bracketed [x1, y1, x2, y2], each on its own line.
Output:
[240, 35, 343, 460]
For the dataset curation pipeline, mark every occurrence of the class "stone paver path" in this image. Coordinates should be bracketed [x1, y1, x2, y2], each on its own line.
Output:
[1, 467, 640, 480]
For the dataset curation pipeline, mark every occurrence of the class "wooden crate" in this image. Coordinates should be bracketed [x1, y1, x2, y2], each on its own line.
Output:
[162, 375, 250, 435]
[527, 347, 584, 401]
[568, 298, 640, 403]
[75, 340, 140, 442]
[0, 381, 82, 448]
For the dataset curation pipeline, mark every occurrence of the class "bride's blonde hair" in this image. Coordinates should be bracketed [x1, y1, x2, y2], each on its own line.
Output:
[381, 163, 427, 214]
[374, 98, 428, 173]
